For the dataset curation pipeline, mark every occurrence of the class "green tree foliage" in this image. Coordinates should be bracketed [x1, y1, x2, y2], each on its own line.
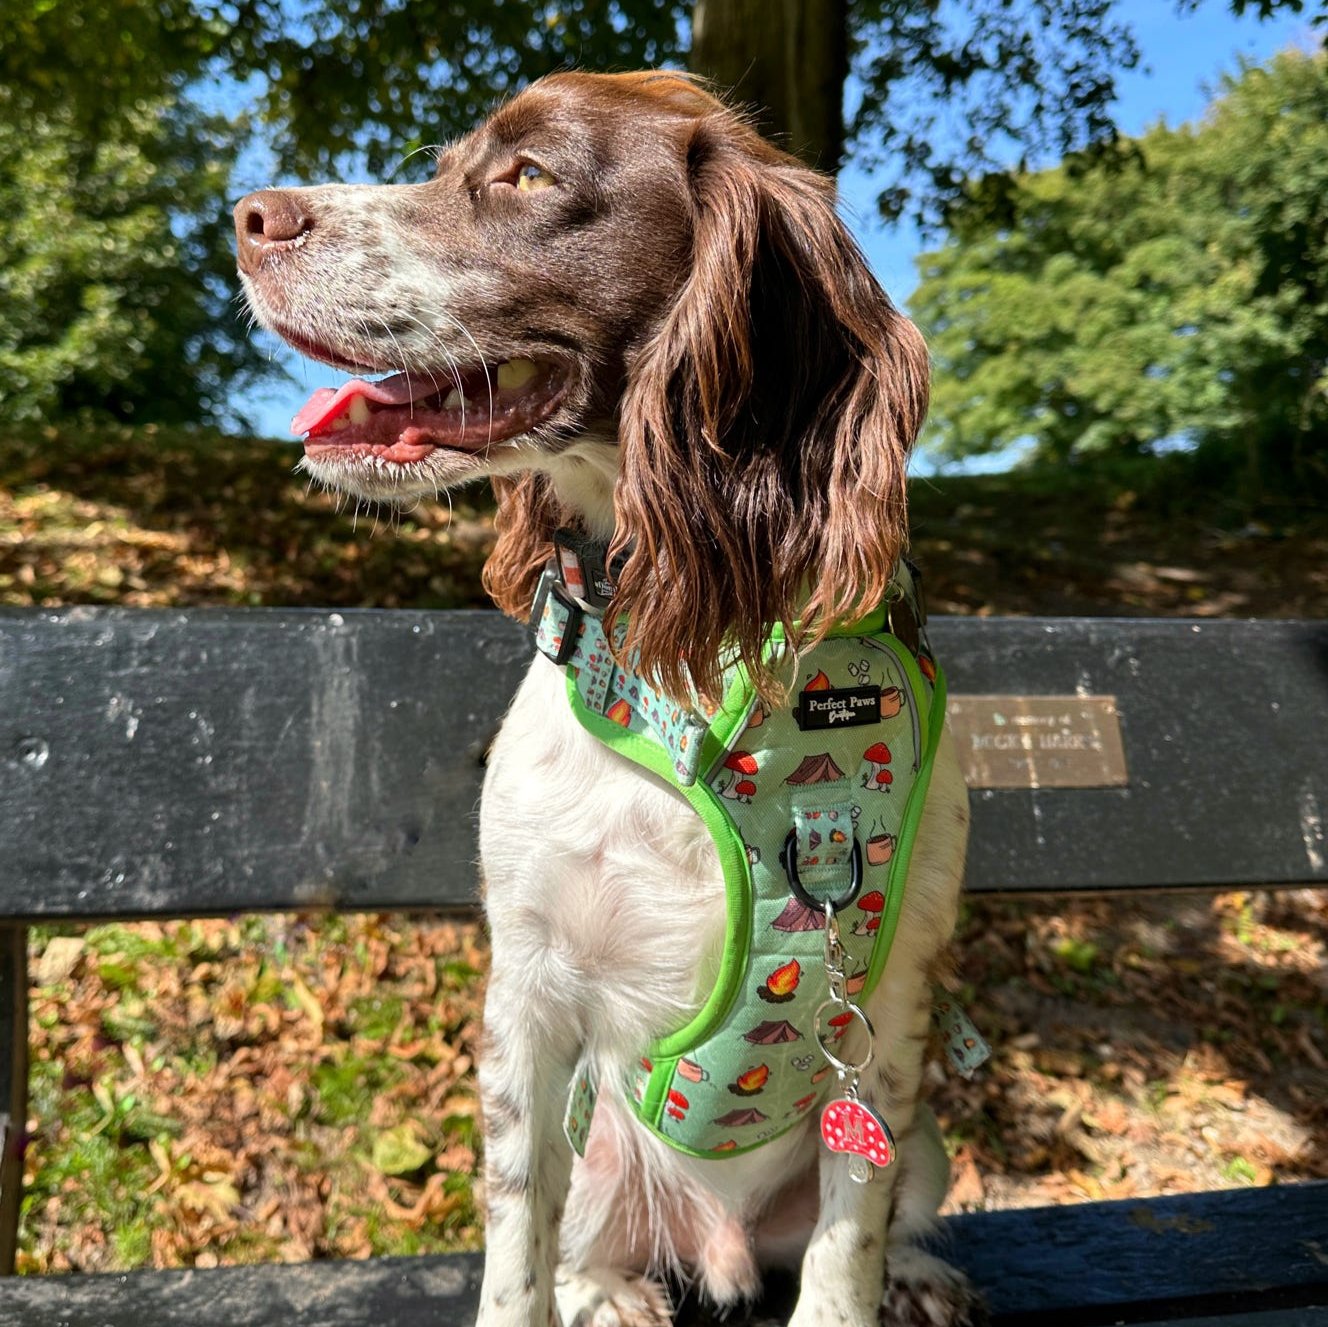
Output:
[0, 89, 264, 425]
[912, 51, 1328, 489]
[0, 0, 1319, 427]
[231, 0, 685, 178]
[0, 1, 268, 426]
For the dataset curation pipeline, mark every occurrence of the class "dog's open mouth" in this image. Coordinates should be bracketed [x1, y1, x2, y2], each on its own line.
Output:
[292, 357, 566, 463]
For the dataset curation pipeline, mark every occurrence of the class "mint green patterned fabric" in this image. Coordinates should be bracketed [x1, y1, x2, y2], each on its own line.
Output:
[539, 573, 945, 1159]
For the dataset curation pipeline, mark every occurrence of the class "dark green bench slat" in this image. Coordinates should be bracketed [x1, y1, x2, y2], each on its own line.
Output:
[0, 1250, 482, 1325]
[4, 1186, 1325, 1325]
[942, 1181, 1328, 1324]
[1, 609, 1325, 921]
[933, 616, 1328, 892]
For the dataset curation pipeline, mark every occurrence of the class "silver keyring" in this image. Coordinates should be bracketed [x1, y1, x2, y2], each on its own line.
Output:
[813, 999, 876, 1076]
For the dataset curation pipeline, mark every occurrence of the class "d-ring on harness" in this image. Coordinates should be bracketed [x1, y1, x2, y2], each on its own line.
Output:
[780, 830, 894, 1181]
[532, 533, 946, 1164]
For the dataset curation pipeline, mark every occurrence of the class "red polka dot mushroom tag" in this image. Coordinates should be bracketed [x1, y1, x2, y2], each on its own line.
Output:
[821, 1096, 896, 1182]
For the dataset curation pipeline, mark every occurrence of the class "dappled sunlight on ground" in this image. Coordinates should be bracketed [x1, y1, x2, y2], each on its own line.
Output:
[936, 890, 1328, 1214]
[7, 428, 1326, 1271]
[19, 889, 1327, 1271]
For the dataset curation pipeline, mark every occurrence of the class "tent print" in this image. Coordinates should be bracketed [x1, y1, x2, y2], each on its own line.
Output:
[785, 753, 846, 785]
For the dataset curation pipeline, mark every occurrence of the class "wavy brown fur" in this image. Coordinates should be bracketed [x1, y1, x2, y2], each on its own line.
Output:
[484, 73, 931, 701]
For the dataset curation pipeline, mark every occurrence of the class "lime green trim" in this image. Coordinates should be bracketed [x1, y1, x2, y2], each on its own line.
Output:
[863, 655, 947, 996]
[563, 668, 755, 1125]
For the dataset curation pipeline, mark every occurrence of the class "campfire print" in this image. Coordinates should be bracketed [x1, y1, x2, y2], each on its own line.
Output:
[758, 958, 801, 1003]
[728, 1064, 770, 1096]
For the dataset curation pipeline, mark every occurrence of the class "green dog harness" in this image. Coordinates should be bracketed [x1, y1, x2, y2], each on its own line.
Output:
[531, 536, 946, 1161]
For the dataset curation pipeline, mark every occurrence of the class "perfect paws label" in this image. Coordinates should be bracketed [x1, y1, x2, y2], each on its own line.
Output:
[796, 684, 882, 731]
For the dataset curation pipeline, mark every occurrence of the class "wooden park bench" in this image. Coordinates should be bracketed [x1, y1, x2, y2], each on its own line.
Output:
[1, 606, 1325, 1325]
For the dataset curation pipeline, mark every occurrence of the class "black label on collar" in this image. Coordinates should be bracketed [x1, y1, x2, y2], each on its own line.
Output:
[796, 685, 882, 731]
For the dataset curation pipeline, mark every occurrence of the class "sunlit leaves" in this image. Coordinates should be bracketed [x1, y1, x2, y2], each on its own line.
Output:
[913, 52, 1328, 489]
[0, 85, 264, 426]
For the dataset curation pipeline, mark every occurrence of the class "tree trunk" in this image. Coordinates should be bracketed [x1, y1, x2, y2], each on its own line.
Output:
[690, 0, 848, 173]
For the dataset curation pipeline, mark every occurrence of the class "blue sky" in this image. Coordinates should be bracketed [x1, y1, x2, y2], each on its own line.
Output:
[236, 1, 1317, 443]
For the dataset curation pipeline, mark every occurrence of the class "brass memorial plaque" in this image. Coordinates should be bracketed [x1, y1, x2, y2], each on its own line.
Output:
[947, 695, 1128, 789]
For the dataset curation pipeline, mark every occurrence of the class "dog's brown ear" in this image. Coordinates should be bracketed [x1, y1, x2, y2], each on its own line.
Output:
[482, 473, 562, 619]
[612, 115, 930, 703]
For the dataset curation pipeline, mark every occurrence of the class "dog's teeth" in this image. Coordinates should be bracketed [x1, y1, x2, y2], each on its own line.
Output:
[347, 396, 372, 425]
[496, 358, 538, 390]
[443, 387, 464, 409]
[331, 416, 351, 431]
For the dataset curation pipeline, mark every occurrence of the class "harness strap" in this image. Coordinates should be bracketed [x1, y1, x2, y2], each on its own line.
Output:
[527, 529, 932, 789]
[531, 566, 711, 786]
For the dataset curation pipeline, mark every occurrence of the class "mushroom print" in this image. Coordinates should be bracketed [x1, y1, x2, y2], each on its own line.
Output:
[861, 741, 894, 791]
[859, 638, 922, 768]
[665, 1088, 690, 1122]
[719, 751, 759, 801]
[852, 890, 884, 937]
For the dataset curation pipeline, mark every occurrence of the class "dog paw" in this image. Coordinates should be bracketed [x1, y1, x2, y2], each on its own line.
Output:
[879, 1248, 987, 1327]
[554, 1267, 672, 1327]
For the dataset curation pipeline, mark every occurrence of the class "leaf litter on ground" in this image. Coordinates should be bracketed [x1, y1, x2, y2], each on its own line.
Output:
[6, 426, 1327, 1271]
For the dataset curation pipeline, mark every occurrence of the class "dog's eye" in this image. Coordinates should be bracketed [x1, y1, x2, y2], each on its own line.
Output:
[516, 163, 556, 193]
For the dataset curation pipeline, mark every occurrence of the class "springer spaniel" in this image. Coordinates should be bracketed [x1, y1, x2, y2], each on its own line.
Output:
[235, 71, 976, 1327]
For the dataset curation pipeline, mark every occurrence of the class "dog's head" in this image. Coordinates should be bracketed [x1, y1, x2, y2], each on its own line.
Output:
[236, 71, 928, 699]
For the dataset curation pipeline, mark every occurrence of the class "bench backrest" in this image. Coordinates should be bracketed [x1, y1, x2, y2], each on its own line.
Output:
[3, 608, 1326, 920]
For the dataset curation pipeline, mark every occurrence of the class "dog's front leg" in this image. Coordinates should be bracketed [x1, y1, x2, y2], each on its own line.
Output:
[475, 965, 578, 1327]
[785, 1000, 924, 1327]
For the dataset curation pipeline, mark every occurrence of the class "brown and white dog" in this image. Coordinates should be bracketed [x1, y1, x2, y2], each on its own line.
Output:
[235, 71, 976, 1327]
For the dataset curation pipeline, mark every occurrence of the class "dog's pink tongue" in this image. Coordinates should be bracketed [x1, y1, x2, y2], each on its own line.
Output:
[290, 372, 439, 436]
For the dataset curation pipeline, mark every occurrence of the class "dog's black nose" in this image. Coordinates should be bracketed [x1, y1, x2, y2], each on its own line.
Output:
[234, 189, 315, 274]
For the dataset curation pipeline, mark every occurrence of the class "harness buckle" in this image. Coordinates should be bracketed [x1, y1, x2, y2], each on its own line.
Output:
[886, 558, 928, 657]
[530, 567, 583, 667]
[553, 528, 620, 611]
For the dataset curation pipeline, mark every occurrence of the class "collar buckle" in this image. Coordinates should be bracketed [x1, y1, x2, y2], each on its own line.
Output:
[530, 567, 583, 666]
[553, 528, 621, 612]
